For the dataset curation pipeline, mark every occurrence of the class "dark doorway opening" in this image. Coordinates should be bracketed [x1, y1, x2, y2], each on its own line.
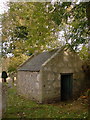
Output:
[61, 73, 73, 101]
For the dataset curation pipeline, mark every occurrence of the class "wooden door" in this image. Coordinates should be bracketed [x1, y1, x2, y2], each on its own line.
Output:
[61, 74, 73, 101]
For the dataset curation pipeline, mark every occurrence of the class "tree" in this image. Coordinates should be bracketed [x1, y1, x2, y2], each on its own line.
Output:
[2, 2, 60, 57]
[8, 54, 29, 73]
[49, 2, 89, 51]
[1, 2, 61, 73]
[1, 1, 90, 73]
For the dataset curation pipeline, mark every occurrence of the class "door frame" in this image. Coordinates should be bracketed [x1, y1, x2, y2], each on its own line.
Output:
[60, 73, 73, 101]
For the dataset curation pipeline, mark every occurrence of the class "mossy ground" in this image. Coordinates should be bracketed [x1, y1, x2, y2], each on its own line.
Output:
[3, 86, 88, 119]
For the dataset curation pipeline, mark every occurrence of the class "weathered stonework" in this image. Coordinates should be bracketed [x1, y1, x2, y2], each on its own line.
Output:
[17, 49, 86, 103]
[0, 78, 2, 119]
[2, 84, 7, 116]
[17, 71, 42, 103]
[40, 49, 85, 103]
[0, 81, 7, 119]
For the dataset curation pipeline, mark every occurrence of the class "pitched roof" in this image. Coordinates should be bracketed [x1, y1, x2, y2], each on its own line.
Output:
[18, 49, 58, 72]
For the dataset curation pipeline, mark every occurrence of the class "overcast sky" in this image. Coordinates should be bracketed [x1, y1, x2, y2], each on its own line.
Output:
[0, 0, 9, 14]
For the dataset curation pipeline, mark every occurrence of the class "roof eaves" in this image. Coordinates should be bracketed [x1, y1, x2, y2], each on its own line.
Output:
[17, 53, 39, 70]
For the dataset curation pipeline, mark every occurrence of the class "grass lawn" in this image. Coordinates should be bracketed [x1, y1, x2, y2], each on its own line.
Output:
[3, 85, 88, 119]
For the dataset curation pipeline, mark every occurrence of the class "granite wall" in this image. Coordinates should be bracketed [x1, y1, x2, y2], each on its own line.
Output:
[17, 71, 42, 103]
[40, 49, 85, 103]
[0, 79, 2, 119]
[17, 49, 85, 103]
[2, 84, 7, 116]
[0, 82, 7, 119]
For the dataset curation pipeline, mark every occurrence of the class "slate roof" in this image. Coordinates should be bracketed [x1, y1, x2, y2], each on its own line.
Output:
[18, 49, 58, 72]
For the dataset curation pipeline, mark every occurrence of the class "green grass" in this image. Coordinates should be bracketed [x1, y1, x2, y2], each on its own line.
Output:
[3, 86, 88, 119]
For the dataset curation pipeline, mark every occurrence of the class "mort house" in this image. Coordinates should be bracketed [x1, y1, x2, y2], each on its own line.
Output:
[17, 48, 86, 103]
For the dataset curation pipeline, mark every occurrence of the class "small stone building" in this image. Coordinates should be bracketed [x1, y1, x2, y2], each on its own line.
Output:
[17, 48, 85, 103]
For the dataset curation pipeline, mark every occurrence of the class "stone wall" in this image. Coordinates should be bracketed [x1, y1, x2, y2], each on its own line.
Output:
[40, 49, 85, 103]
[17, 71, 42, 103]
[2, 84, 7, 117]
[17, 49, 85, 103]
[0, 81, 7, 119]
[0, 78, 2, 119]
